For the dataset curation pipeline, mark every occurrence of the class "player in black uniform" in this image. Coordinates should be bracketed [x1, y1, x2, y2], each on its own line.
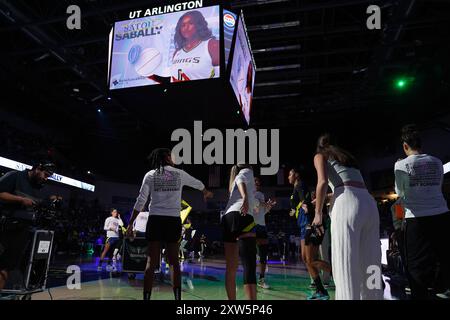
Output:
[288, 167, 329, 300]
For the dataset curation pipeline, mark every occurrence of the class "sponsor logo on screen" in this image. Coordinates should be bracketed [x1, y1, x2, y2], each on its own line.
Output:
[224, 13, 236, 28]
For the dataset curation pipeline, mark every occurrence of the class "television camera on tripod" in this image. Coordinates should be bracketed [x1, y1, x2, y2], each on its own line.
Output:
[0, 161, 57, 299]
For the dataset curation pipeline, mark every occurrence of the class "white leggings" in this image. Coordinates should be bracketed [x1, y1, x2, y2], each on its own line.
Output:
[331, 187, 383, 300]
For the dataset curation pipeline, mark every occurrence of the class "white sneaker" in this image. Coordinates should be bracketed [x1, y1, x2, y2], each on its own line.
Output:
[111, 265, 118, 272]
[105, 264, 113, 272]
[258, 278, 270, 289]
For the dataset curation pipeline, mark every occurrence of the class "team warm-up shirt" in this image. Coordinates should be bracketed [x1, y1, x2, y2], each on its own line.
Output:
[133, 211, 149, 233]
[254, 190, 268, 226]
[134, 166, 205, 217]
[395, 154, 448, 218]
[104, 216, 124, 238]
[224, 168, 257, 217]
[170, 39, 217, 82]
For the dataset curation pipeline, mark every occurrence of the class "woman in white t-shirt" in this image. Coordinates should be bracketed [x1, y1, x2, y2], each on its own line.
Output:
[127, 148, 213, 300]
[395, 124, 449, 299]
[222, 164, 258, 300]
[98, 208, 123, 271]
[133, 211, 149, 237]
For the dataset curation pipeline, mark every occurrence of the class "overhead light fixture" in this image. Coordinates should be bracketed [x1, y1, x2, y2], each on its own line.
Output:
[257, 64, 301, 72]
[255, 79, 301, 87]
[352, 67, 368, 74]
[232, 0, 290, 8]
[91, 94, 104, 102]
[253, 45, 301, 53]
[34, 53, 50, 62]
[73, 88, 80, 92]
[253, 93, 300, 100]
[248, 21, 300, 31]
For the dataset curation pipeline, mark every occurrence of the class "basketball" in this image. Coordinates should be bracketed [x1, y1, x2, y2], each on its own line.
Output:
[134, 48, 162, 77]
[128, 45, 142, 64]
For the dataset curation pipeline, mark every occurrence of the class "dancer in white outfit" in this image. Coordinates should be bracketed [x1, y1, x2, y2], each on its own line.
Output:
[312, 134, 383, 300]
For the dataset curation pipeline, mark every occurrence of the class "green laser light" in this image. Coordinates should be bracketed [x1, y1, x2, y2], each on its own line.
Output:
[397, 80, 405, 87]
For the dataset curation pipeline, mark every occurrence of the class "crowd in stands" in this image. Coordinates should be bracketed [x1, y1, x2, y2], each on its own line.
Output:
[0, 121, 90, 182]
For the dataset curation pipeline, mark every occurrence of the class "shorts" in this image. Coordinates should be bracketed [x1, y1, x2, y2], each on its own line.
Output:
[255, 225, 268, 239]
[106, 237, 120, 247]
[297, 211, 312, 240]
[0, 220, 32, 271]
[135, 231, 146, 238]
[146, 215, 182, 243]
[301, 214, 329, 245]
[221, 211, 256, 243]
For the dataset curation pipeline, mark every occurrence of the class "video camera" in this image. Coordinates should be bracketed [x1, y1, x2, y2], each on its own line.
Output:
[4, 192, 63, 229]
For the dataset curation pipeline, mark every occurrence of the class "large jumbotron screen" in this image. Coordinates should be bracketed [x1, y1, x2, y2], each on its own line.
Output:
[229, 13, 256, 125]
[109, 5, 220, 90]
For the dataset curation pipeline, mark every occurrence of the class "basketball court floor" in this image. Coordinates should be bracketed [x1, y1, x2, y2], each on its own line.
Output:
[17, 255, 405, 300]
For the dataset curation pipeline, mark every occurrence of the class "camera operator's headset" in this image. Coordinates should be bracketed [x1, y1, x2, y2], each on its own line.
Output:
[33, 161, 56, 176]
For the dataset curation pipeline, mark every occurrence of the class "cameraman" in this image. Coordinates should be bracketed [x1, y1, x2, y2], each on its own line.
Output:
[0, 161, 55, 289]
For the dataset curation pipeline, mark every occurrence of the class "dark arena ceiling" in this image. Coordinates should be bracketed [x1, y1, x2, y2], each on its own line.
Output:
[1, 0, 449, 182]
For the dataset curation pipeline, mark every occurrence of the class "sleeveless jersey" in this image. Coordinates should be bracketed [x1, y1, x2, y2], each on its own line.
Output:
[171, 39, 215, 82]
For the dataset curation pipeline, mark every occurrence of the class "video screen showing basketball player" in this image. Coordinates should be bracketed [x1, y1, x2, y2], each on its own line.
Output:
[238, 61, 254, 122]
[171, 10, 220, 82]
[149, 10, 219, 84]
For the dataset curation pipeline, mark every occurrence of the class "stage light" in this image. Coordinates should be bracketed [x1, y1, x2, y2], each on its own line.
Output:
[107, 97, 111, 100]
[394, 77, 414, 90]
[396, 80, 405, 88]
[237, 110, 240, 114]
[97, 108, 102, 113]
